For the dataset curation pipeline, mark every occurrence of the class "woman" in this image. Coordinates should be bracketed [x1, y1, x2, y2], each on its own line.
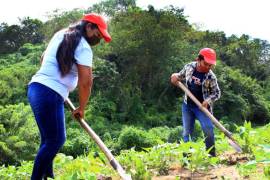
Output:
[170, 48, 221, 157]
[27, 13, 111, 180]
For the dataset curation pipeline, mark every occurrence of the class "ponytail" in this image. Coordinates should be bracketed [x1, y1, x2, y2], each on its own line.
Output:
[56, 21, 95, 76]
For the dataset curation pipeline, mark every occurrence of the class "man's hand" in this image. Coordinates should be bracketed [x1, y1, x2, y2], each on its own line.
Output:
[202, 100, 209, 109]
[170, 73, 181, 86]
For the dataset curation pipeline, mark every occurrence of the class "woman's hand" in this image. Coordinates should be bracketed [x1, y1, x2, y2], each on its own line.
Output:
[72, 107, 85, 119]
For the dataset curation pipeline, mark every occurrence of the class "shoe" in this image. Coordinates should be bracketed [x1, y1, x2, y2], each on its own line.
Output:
[208, 146, 216, 157]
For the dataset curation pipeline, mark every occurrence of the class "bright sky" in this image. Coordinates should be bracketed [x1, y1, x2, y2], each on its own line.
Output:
[0, 0, 269, 42]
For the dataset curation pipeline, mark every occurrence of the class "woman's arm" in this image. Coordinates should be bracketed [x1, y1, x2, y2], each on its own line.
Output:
[72, 64, 93, 119]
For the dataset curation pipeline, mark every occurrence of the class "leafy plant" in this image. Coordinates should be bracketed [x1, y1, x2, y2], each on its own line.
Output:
[236, 121, 255, 154]
[237, 160, 257, 178]
[118, 142, 218, 178]
[177, 140, 219, 172]
[264, 165, 270, 177]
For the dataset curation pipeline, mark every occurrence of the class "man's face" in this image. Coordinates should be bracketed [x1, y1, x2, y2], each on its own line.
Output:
[201, 60, 214, 69]
[198, 60, 214, 72]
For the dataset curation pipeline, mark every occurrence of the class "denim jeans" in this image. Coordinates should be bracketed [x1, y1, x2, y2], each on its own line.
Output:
[182, 102, 215, 156]
[28, 82, 66, 180]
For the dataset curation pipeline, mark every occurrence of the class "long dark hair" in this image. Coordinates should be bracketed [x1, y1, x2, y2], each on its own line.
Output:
[56, 20, 98, 76]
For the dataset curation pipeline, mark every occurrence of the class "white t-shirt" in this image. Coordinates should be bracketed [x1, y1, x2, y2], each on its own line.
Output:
[30, 29, 93, 100]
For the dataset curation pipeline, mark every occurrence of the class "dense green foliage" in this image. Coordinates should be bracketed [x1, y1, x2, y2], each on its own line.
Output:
[1, 123, 270, 179]
[0, 0, 270, 179]
[0, 104, 39, 165]
[0, 18, 43, 54]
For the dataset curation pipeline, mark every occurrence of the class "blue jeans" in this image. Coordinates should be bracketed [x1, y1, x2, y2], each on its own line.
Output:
[182, 102, 215, 156]
[28, 82, 66, 180]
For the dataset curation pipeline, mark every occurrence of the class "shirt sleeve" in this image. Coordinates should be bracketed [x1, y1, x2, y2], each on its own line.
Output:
[178, 64, 188, 79]
[205, 76, 221, 104]
[74, 46, 93, 67]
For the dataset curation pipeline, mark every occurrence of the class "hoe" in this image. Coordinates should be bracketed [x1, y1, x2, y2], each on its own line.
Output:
[66, 98, 132, 180]
[177, 81, 242, 153]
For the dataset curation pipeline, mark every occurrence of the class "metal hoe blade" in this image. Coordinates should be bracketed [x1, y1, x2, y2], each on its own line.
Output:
[228, 139, 242, 153]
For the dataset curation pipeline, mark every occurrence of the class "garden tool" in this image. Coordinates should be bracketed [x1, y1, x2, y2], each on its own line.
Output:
[177, 81, 242, 153]
[66, 98, 132, 180]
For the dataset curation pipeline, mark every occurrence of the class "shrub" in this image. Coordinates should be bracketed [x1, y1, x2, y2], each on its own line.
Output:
[117, 127, 163, 151]
[0, 103, 39, 165]
[148, 126, 171, 142]
[61, 127, 95, 157]
[167, 126, 183, 143]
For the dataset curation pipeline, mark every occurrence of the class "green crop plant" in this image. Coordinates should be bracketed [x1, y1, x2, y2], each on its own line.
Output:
[0, 161, 33, 180]
[118, 141, 219, 177]
[264, 165, 270, 177]
[53, 153, 115, 179]
[237, 160, 257, 178]
[236, 121, 255, 154]
[118, 149, 151, 179]
[177, 140, 219, 172]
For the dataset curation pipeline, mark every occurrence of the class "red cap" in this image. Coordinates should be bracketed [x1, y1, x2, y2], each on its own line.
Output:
[82, 13, 111, 42]
[199, 48, 216, 65]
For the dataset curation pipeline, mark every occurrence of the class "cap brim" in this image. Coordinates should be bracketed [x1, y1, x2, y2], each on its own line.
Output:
[99, 27, 111, 43]
[204, 58, 216, 65]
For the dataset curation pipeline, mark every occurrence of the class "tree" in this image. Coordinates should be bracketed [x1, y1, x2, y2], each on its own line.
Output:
[0, 18, 44, 54]
[96, 6, 192, 122]
[19, 17, 44, 44]
[41, 9, 84, 41]
[0, 23, 22, 53]
[220, 35, 270, 81]
[87, 0, 137, 16]
[214, 64, 270, 124]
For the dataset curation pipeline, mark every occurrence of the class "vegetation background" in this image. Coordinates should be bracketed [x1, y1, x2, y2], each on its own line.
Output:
[0, 0, 270, 179]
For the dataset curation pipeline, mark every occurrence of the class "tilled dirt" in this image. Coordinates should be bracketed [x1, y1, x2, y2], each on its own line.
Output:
[98, 152, 254, 180]
[152, 164, 240, 180]
[152, 152, 251, 180]
[220, 151, 252, 165]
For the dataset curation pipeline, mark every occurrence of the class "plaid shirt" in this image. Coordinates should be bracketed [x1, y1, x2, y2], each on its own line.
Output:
[178, 62, 221, 112]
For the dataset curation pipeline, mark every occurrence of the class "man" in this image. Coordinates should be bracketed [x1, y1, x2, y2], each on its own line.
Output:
[170, 48, 221, 156]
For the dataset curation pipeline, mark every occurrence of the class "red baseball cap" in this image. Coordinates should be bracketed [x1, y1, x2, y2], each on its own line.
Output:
[199, 48, 216, 65]
[82, 13, 112, 42]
